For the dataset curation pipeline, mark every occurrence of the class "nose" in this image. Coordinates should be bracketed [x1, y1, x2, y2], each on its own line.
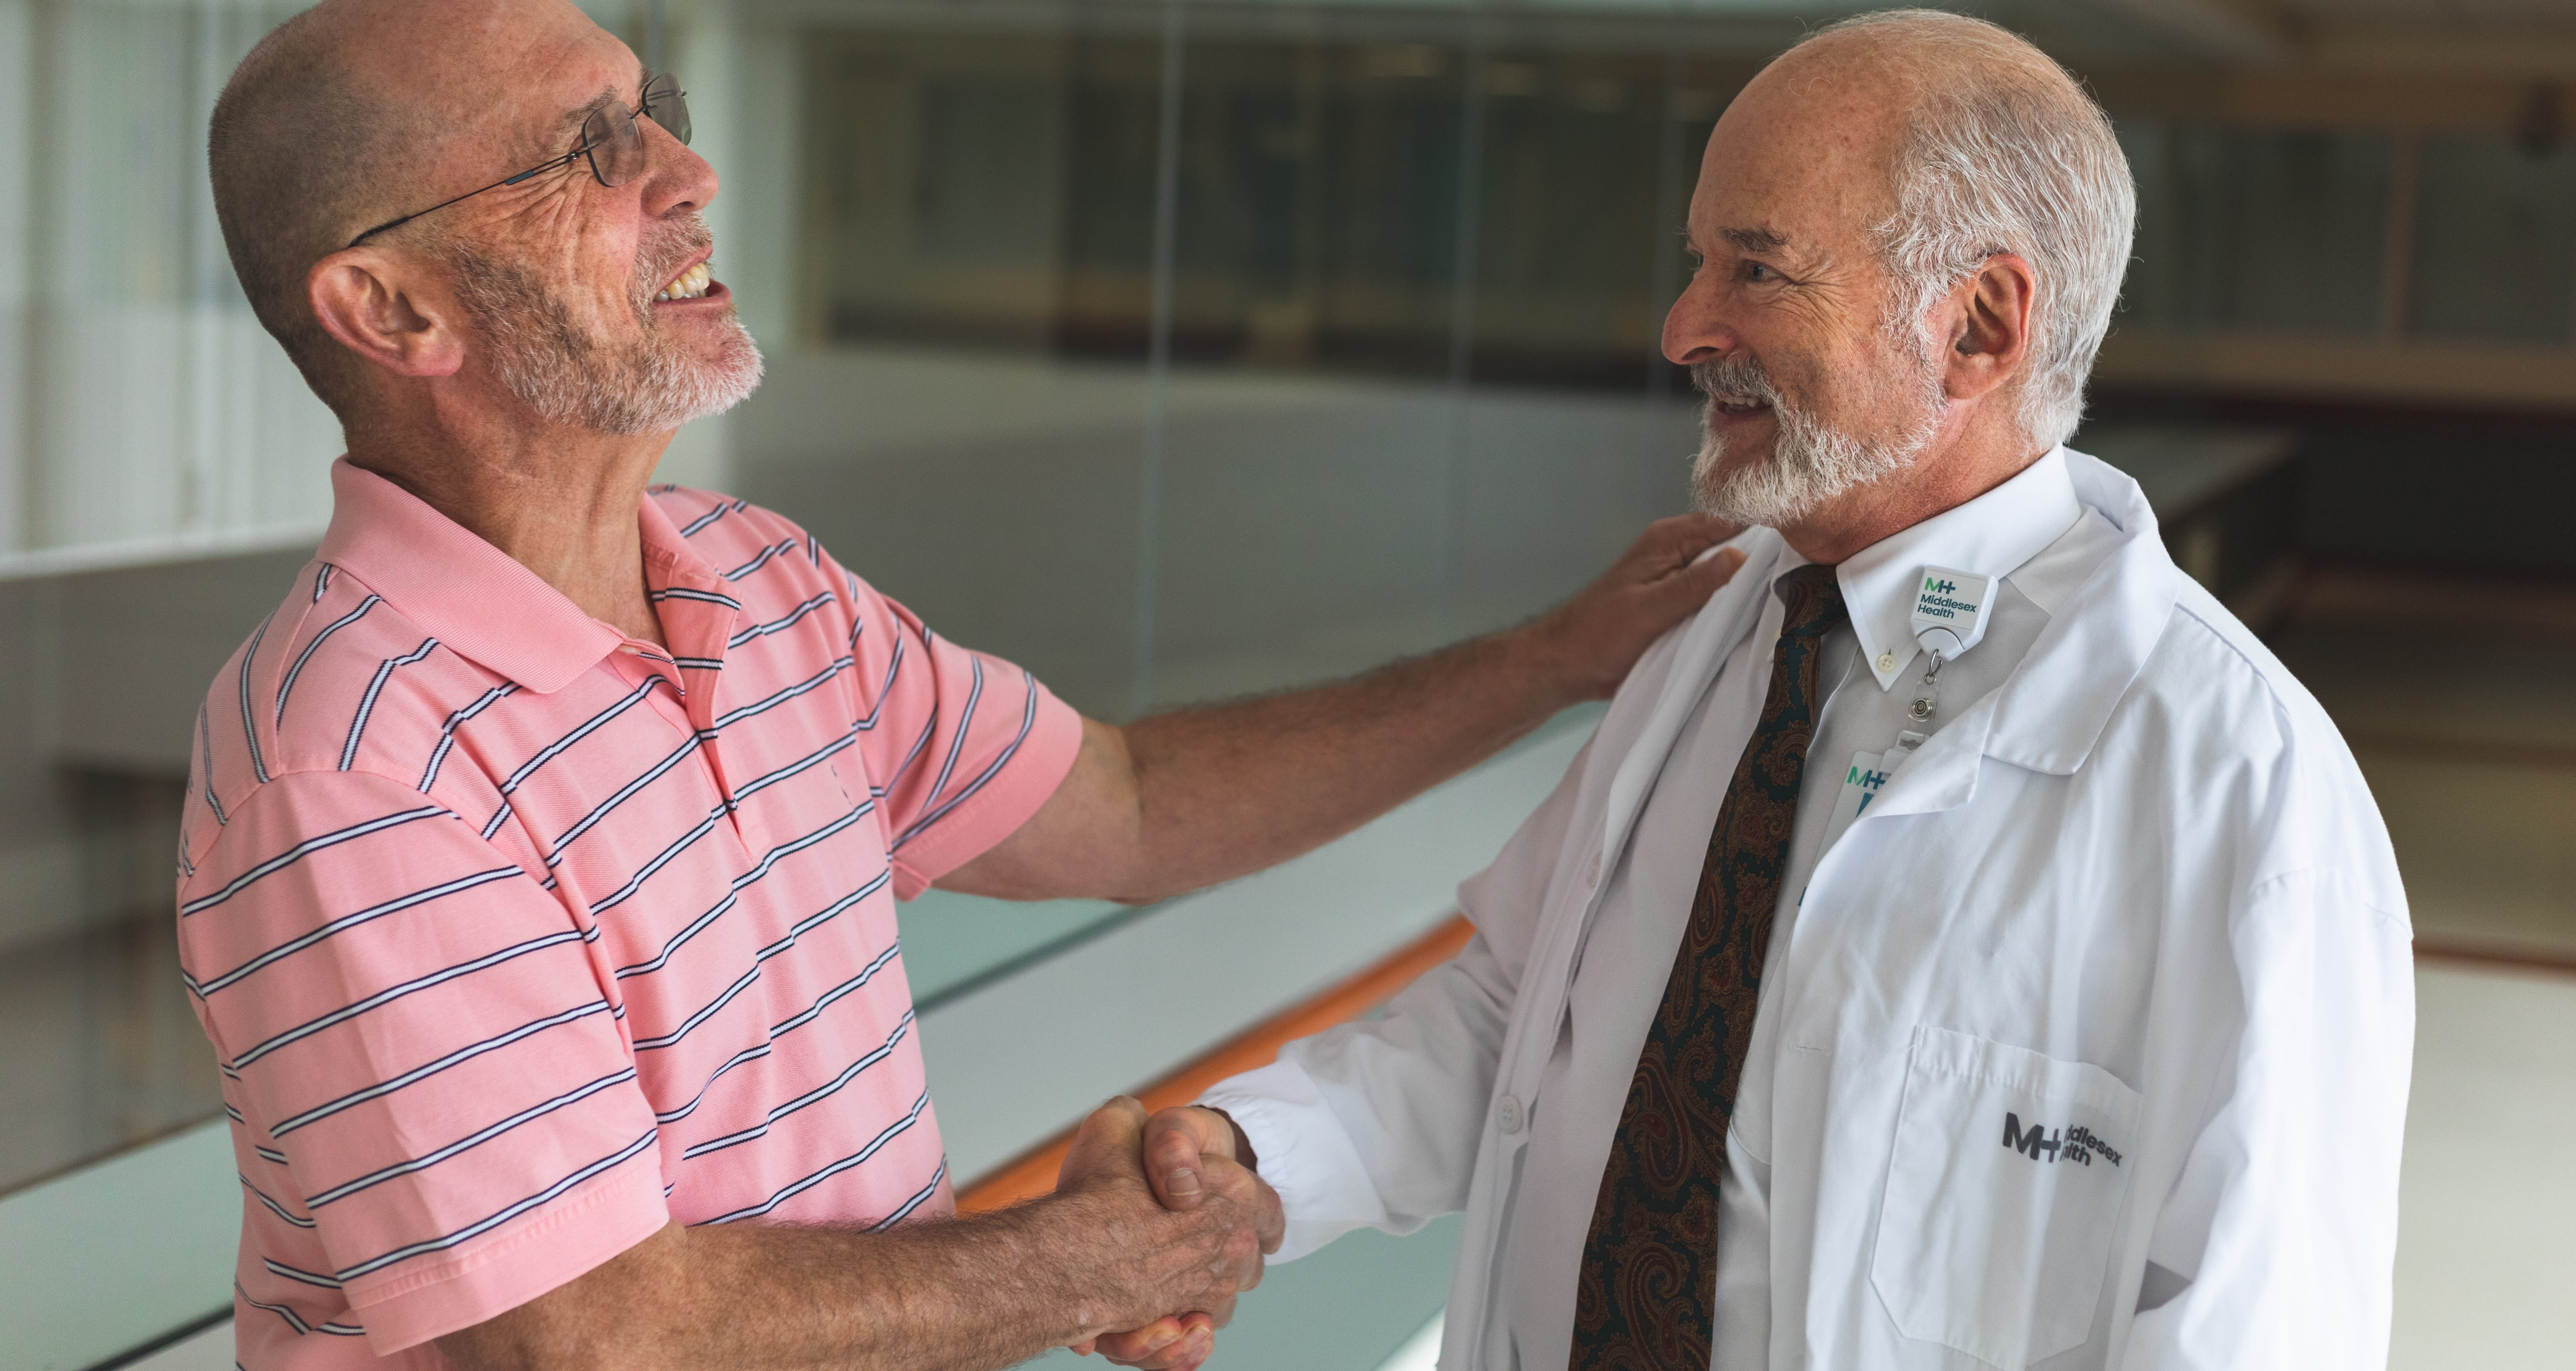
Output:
[638, 112, 717, 221]
[1662, 271, 1741, 367]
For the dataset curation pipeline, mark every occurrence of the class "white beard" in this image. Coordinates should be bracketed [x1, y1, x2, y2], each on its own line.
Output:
[447, 227, 765, 437]
[1689, 344, 1944, 528]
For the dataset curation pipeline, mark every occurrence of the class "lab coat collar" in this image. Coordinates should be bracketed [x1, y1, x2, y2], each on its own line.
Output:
[1862, 448, 2180, 822]
[1832, 445, 2084, 691]
[1594, 449, 2176, 854]
[1977, 448, 2181, 777]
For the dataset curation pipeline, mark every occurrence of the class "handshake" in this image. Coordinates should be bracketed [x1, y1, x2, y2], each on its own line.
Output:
[1046, 1097, 1285, 1371]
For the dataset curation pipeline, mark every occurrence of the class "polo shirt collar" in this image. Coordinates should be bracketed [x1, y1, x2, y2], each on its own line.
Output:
[317, 459, 622, 695]
[1832, 445, 2084, 691]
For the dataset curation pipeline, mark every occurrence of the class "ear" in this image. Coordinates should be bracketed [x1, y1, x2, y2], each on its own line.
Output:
[307, 247, 467, 380]
[1938, 252, 2037, 405]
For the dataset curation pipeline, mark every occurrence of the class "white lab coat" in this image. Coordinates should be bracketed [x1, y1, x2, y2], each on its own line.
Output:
[1206, 452, 2414, 1370]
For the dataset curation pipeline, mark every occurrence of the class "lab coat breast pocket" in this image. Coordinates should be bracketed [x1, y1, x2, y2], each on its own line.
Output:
[1869, 1026, 2141, 1368]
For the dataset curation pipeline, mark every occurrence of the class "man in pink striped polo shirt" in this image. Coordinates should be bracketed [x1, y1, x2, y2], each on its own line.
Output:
[186, 2, 1744, 1369]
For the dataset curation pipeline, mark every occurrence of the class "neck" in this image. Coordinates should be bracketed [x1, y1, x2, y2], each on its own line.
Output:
[343, 395, 675, 647]
[1776, 410, 2048, 567]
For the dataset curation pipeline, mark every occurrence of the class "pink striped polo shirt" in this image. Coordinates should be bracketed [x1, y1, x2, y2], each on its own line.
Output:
[177, 460, 1081, 1366]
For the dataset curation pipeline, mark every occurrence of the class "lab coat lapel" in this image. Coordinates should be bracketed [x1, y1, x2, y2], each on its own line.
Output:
[1595, 532, 1792, 866]
[1982, 453, 2181, 777]
[1449, 533, 1789, 1371]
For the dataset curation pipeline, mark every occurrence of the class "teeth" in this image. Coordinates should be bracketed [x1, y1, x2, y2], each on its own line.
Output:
[656, 262, 713, 302]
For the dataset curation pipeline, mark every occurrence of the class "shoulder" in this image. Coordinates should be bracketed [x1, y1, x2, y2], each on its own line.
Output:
[184, 561, 513, 861]
[2132, 577, 2339, 765]
[2114, 580, 2402, 907]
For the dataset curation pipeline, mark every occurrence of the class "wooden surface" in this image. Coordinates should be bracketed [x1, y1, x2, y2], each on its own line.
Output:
[954, 913, 1475, 1214]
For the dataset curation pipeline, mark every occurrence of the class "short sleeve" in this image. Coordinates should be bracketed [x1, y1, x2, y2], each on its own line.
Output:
[829, 553, 1083, 898]
[178, 769, 670, 1354]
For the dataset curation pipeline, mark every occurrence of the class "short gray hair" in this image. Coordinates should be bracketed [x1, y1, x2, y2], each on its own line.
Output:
[1801, 10, 2135, 450]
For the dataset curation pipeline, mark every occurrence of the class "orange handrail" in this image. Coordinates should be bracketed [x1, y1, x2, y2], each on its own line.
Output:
[954, 913, 1475, 1214]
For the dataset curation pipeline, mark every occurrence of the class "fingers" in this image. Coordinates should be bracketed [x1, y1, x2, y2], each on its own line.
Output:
[1094, 1313, 1218, 1370]
[1142, 1107, 1233, 1211]
[1058, 1095, 1151, 1191]
[1627, 511, 1738, 579]
[1191, 1154, 1284, 1262]
[1674, 544, 1748, 601]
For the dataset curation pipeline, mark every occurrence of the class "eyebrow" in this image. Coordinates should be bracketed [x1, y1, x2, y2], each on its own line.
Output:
[1719, 225, 1790, 254]
[555, 90, 617, 141]
[550, 64, 649, 146]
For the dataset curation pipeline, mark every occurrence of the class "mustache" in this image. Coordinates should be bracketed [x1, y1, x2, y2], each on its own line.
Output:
[630, 214, 716, 311]
[1690, 355, 1781, 408]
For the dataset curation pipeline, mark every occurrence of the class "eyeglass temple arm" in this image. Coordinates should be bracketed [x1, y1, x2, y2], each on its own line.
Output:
[344, 148, 587, 248]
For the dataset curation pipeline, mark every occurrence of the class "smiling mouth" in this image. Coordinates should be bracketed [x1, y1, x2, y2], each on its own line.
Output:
[1712, 397, 1770, 416]
[656, 261, 713, 302]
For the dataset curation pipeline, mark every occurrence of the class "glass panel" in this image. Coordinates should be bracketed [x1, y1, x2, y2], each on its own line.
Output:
[0, 0, 325, 1197]
[1452, 43, 1745, 643]
[18, 0, 337, 560]
[737, 5, 1156, 721]
[1145, 11, 1470, 709]
[2410, 134, 2576, 344]
[2166, 125, 2392, 335]
[0, 772, 220, 1195]
[1468, 43, 1668, 389]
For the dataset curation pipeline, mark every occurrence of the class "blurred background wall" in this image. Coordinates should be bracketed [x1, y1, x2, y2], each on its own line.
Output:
[2, 1, 2572, 1368]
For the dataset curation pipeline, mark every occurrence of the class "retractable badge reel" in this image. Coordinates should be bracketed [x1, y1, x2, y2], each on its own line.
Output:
[1892, 565, 1997, 760]
[1809, 565, 2001, 899]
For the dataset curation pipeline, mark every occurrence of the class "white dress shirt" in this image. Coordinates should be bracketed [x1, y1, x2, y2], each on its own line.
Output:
[1204, 448, 2414, 1371]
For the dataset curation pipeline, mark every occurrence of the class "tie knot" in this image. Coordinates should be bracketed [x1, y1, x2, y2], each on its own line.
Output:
[1774, 563, 1847, 639]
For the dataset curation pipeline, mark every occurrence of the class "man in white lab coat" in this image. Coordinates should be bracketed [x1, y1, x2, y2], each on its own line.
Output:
[1104, 10, 2414, 1371]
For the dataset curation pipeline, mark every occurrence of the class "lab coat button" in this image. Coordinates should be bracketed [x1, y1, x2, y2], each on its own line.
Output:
[1495, 1094, 1525, 1136]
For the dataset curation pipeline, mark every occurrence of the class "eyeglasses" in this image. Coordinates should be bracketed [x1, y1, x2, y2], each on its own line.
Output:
[346, 73, 691, 248]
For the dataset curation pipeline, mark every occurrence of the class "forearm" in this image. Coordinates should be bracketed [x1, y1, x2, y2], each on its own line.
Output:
[440, 1195, 1202, 1371]
[938, 516, 1736, 904]
[1120, 627, 1573, 898]
[686, 1207, 1109, 1371]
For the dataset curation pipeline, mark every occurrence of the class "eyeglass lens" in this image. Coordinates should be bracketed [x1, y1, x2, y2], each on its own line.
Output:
[580, 75, 691, 189]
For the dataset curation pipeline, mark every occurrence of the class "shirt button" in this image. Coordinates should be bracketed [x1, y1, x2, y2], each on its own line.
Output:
[1495, 1094, 1525, 1136]
[1877, 651, 1898, 673]
[1586, 851, 1603, 886]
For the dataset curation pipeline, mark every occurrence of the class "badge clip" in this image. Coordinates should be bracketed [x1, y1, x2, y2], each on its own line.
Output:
[1909, 565, 1997, 665]
[1891, 565, 1997, 758]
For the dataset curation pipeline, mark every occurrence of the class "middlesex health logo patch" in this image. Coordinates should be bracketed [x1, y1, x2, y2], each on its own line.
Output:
[1912, 568, 1985, 624]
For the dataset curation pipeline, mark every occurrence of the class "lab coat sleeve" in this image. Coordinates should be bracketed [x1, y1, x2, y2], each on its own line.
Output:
[1201, 737, 1593, 1262]
[2119, 862, 2414, 1370]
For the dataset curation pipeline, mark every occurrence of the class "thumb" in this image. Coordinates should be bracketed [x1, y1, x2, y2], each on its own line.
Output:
[1144, 1107, 1230, 1210]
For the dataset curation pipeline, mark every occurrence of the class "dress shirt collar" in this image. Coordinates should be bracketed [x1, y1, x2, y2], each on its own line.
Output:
[1823, 445, 2084, 691]
[317, 459, 708, 695]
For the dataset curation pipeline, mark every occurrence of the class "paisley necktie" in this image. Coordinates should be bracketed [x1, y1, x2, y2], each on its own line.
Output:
[1570, 562, 1847, 1371]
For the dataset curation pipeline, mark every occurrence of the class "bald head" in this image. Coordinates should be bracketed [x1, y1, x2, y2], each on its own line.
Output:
[207, 0, 623, 411]
[1740, 10, 2134, 448]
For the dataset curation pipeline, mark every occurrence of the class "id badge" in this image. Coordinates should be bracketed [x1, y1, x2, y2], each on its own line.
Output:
[1825, 749, 1896, 851]
[1800, 751, 1897, 908]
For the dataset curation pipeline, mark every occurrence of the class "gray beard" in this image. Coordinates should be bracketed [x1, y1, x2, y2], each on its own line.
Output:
[1689, 347, 1943, 528]
[447, 242, 764, 437]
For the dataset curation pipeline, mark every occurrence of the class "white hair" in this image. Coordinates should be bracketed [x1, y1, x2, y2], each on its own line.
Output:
[1800, 10, 2136, 450]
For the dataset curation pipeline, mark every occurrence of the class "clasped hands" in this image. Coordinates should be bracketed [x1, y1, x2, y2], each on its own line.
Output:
[1052, 1097, 1283, 1371]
